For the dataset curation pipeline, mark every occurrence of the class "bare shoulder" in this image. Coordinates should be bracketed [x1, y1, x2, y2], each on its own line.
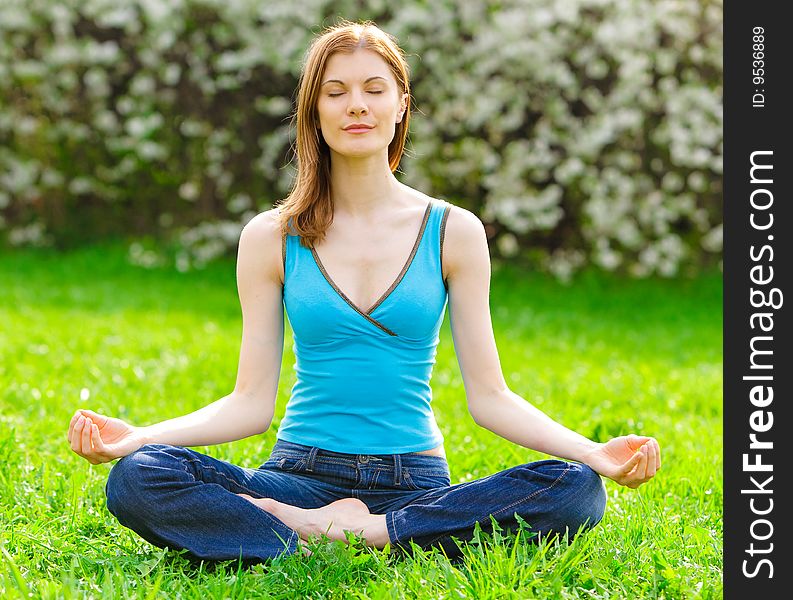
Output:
[238, 207, 284, 285]
[443, 203, 485, 238]
[241, 207, 282, 239]
[441, 203, 490, 282]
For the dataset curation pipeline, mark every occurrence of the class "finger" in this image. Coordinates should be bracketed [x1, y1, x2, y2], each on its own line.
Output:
[627, 434, 651, 451]
[640, 445, 651, 478]
[81, 417, 94, 458]
[654, 439, 662, 470]
[619, 450, 643, 476]
[68, 412, 80, 444]
[630, 446, 649, 480]
[71, 416, 86, 454]
[90, 423, 105, 454]
[68, 410, 87, 444]
[79, 409, 108, 428]
[645, 442, 658, 477]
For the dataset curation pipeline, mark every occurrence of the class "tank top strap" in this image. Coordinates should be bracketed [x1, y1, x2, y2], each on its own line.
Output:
[281, 226, 287, 275]
[282, 200, 453, 285]
[282, 214, 300, 278]
[428, 198, 452, 240]
[423, 199, 452, 289]
[438, 200, 452, 263]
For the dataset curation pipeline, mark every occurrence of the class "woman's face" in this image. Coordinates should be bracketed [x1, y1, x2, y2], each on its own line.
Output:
[316, 49, 408, 160]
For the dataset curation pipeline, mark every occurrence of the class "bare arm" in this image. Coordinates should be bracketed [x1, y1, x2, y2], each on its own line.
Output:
[136, 393, 269, 447]
[138, 210, 285, 446]
[68, 209, 285, 462]
[442, 206, 661, 488]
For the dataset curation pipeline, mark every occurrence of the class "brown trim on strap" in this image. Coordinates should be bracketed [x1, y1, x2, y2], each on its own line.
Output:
[309, 200, 433, 337]
[440, 203, 451, 290]
[310, 254, 399, 336]
[365, 200, 432, 315]
[281, 229, 287, 284]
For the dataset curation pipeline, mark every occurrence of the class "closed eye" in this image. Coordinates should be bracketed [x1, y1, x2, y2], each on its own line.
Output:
[327, 91, 384, 97]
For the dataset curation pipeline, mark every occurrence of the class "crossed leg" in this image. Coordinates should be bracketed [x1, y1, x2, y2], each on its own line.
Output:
[238, 459, 607, 557]
[105, 444, 349, 561]
[108, 444, 606, 562]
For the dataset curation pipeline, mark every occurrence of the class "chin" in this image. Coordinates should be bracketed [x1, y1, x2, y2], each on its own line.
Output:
[330, 141, 389, 158]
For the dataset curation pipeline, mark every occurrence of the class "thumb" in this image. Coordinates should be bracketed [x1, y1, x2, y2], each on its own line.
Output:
[619, 449, 643, 475]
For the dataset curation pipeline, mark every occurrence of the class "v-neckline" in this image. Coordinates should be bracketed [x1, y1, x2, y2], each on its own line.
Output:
[310, 200, 433, 322]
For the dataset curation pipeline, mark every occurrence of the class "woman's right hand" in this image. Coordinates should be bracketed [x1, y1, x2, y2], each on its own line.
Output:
[67, 409, 148, 464]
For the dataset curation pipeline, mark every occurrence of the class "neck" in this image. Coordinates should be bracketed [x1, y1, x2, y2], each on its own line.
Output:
[328, 152, 403, 219]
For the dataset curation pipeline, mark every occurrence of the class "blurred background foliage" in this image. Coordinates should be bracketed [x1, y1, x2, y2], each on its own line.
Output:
[0, 0, 722, 279]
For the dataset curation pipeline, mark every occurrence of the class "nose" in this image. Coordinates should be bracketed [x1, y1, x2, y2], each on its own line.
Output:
[347, 89, 369, 116]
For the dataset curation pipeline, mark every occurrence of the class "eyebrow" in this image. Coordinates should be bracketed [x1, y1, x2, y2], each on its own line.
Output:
[321, 76, 388, 87]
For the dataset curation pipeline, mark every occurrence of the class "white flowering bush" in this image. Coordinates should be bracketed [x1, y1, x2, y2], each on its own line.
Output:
[1, 0, 722, 277]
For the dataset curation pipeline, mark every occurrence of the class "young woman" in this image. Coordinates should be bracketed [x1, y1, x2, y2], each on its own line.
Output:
[67, 20, 660, 563]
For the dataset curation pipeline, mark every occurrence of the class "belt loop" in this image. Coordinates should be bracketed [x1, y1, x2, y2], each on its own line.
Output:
[305, 446, 319, 472]
[393, 453, 402, 486]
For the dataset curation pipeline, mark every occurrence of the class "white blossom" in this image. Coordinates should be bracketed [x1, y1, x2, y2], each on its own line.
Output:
[0, 0, 723, 279]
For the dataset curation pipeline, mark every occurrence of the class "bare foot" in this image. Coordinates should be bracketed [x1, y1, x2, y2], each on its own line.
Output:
[237, 495, 390, 548]
[296, 538, 313, 556]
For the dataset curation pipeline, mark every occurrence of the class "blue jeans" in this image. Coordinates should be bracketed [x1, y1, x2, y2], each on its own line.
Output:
[105, 439, 606, 563]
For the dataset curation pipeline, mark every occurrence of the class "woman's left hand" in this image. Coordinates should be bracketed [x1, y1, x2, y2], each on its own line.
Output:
[584, 434, 661, 488]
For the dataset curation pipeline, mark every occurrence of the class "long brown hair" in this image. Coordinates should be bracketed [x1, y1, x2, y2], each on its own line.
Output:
[275, 19, 412, 248]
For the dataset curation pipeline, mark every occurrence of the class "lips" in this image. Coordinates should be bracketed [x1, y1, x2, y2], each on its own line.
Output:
[343, 124, 374, 130]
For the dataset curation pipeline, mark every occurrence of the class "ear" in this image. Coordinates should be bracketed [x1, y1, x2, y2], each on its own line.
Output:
[396, 93, 409, 123]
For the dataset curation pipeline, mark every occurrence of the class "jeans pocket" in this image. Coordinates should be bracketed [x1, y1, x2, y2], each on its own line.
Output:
[402, 469, 451, 491]
[262, 454, 307, 473]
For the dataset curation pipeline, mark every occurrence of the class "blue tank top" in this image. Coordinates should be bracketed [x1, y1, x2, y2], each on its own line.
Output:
[277, 199, 452, 454]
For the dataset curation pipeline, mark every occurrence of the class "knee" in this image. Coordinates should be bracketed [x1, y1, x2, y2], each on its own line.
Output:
[556, 463, 607, 535]
[105, 444, 179, 521]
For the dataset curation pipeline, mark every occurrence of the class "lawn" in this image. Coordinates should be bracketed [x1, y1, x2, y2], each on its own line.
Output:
[0, 243, 722, 599]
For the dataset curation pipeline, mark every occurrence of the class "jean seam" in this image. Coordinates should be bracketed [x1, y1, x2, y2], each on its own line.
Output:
[284, 457, 308, 473]
[182, 458, 264, 498]
[388, 511, 401, 544]
[489, 464, 572, 521]
[143, 446, 198, 483]
[402, 470, 451, 489]
[266, 455, 449, 474]
[267, 452, 309, 460]
[264, 456, 350, 467]
[415, 464, 572, 549]
[285, 529, 297, 553]
[377, 467, 450, 476]
[261, 462, 449, 480]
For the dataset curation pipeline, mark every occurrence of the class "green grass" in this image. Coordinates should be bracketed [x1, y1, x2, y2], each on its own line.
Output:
[0, 242, 723, 599]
